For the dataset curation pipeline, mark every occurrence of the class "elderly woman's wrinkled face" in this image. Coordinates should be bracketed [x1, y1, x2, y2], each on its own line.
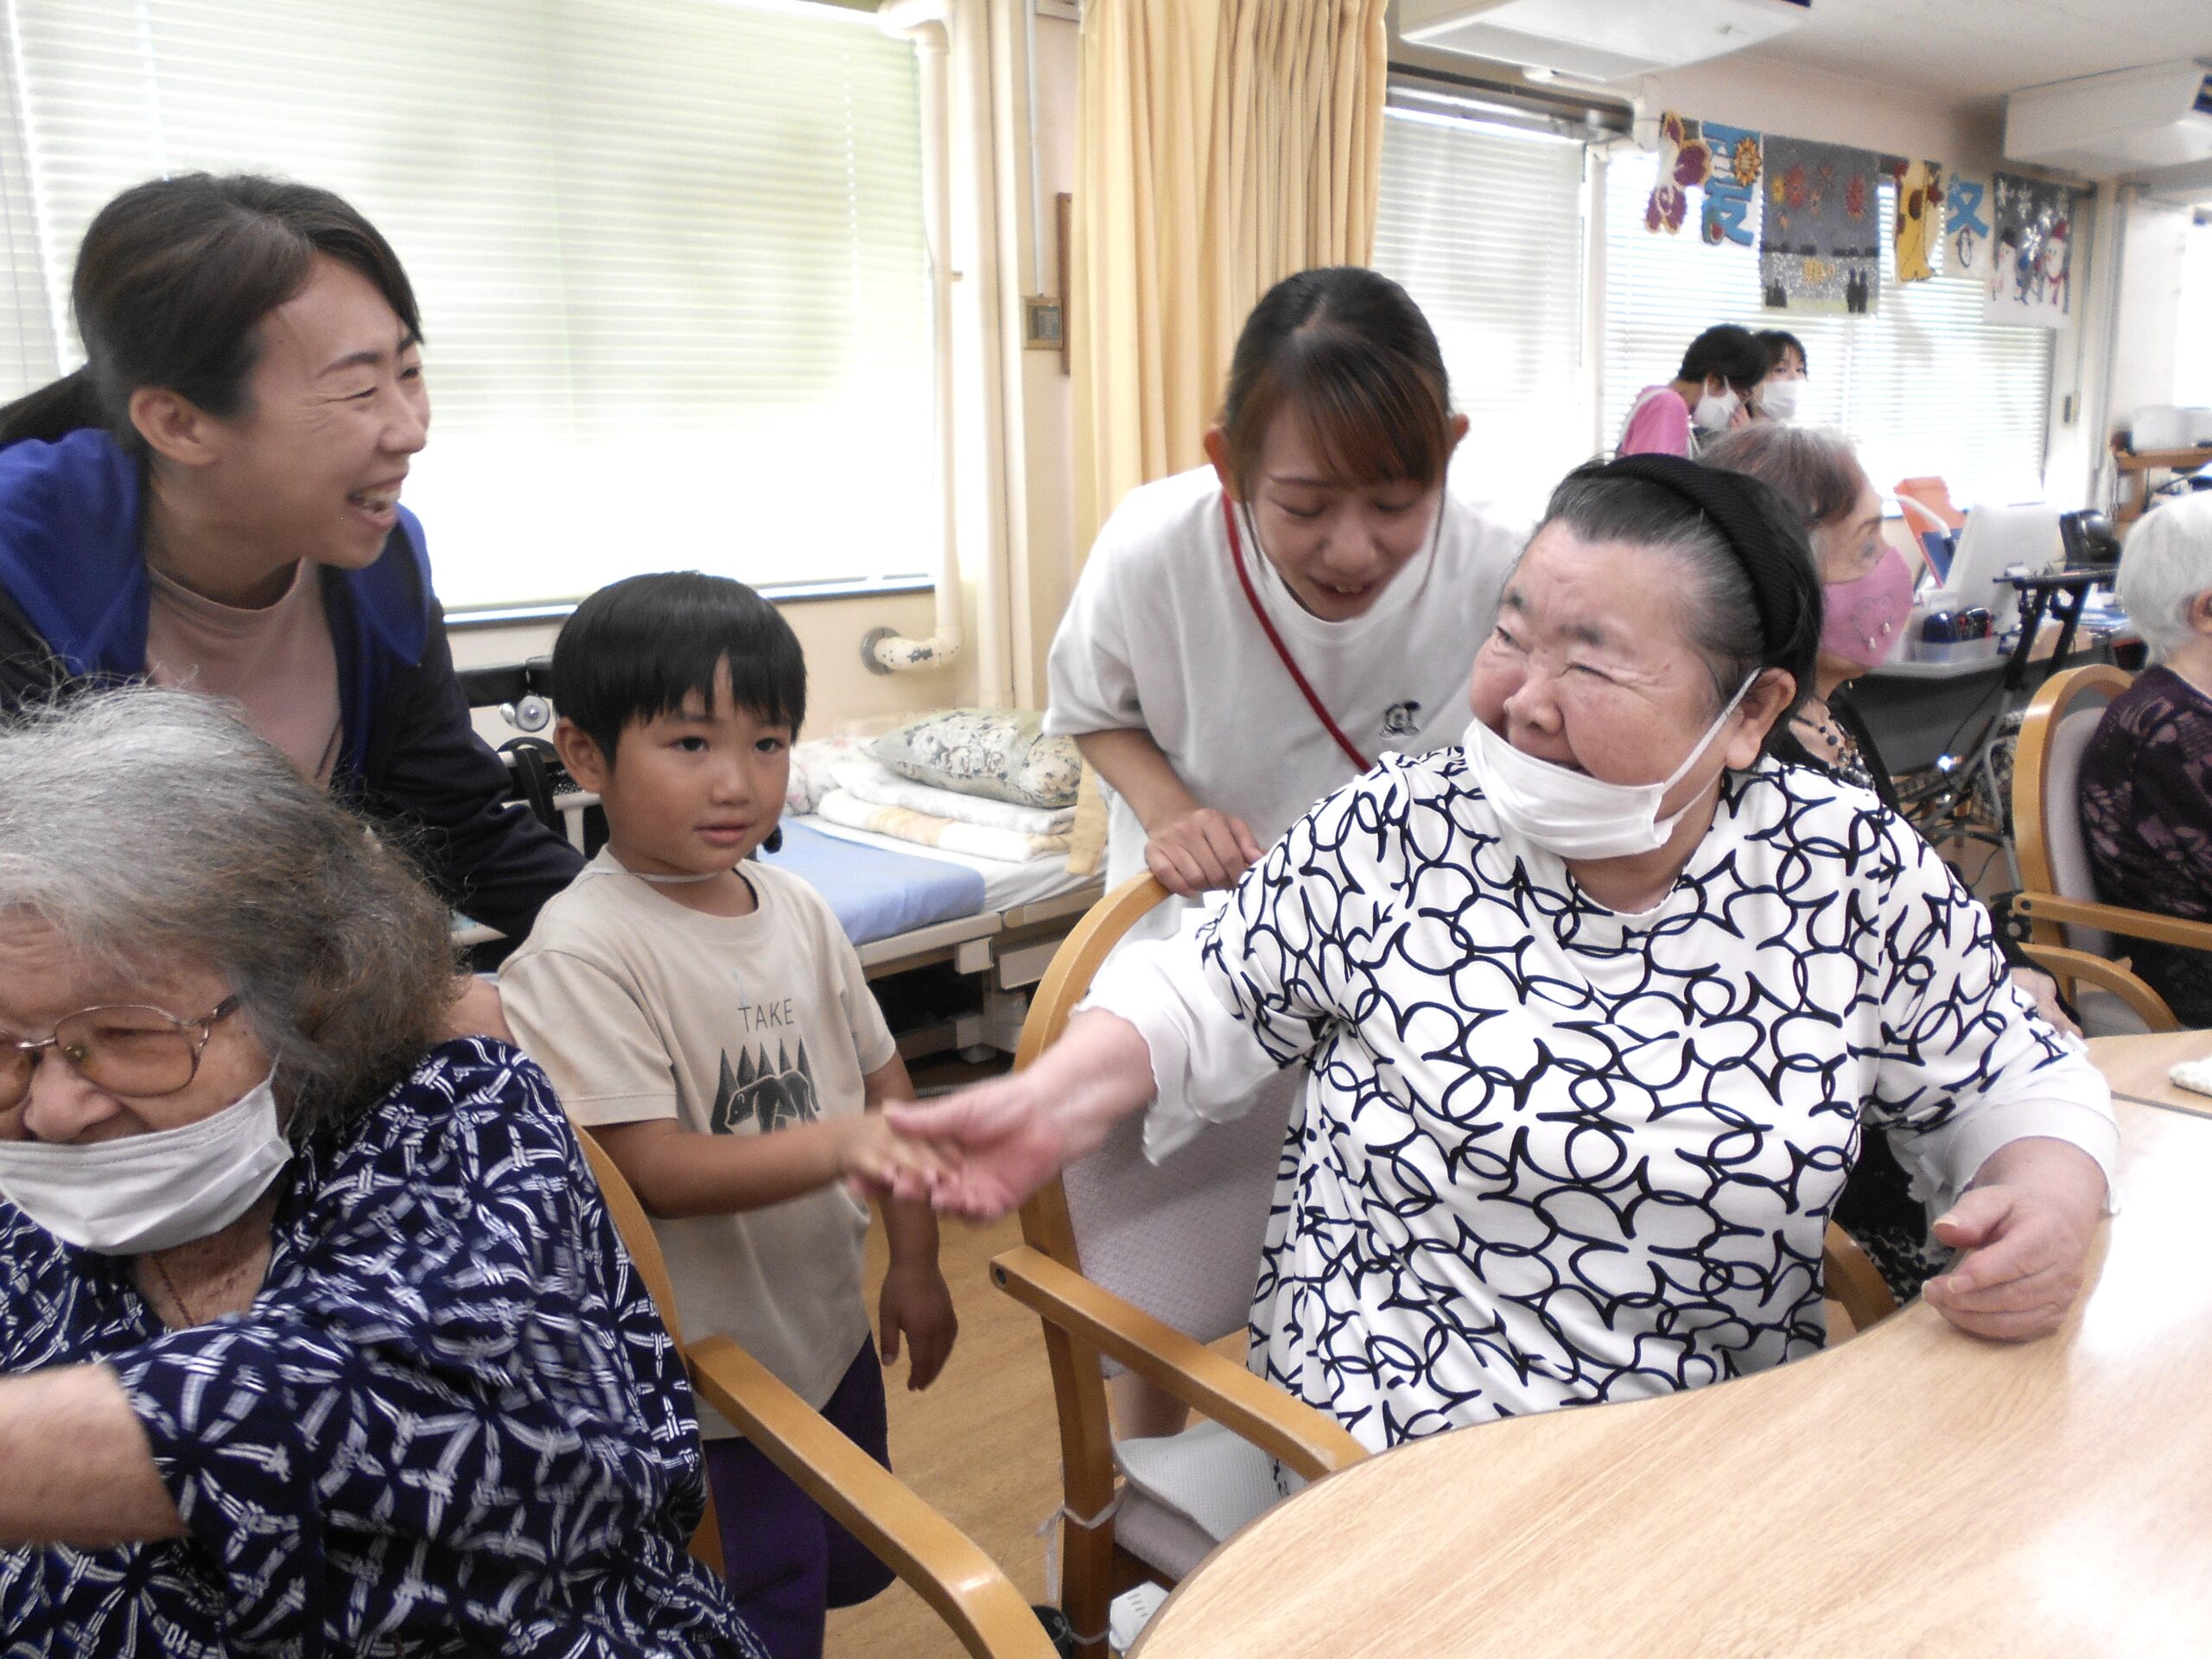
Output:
[1469, 524, 1774, 823]
[0, 914, 270, 1146]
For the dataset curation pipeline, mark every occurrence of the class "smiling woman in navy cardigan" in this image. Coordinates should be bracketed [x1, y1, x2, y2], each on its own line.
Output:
[0, 172, 578, 944]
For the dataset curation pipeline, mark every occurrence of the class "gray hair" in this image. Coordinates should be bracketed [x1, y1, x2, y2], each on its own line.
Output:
[1698, 423, 1870, 538]
[2118, 491, 2212, 664]
[0, 687, 455, 1137]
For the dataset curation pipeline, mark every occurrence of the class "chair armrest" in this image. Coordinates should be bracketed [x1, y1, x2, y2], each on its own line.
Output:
[989, 1244, 1369, 1482]
[2012, 893, 2212, 955]
[2018, 943, 2181, 1032]
[686, 1335, 1058, 1659]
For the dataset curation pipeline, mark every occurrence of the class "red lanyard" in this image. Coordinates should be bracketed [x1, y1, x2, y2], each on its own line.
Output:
[1220, 491, 1371, 773]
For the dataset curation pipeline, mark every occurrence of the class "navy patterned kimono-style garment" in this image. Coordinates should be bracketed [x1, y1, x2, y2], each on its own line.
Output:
[1095, 750, 2117, 1453]
[0, 1039, 766, 1659]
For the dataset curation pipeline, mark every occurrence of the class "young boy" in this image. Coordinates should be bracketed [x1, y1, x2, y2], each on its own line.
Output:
[500, 572, 957, 1659]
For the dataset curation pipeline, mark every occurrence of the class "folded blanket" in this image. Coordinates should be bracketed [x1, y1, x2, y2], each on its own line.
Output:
[830, 759, 1076, 836]
[814, 789, 1071, 864]
[789, 736, 869, 817]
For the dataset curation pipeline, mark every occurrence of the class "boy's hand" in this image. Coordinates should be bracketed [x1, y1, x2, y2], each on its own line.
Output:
[838, 1112, 947, 1198]
[878, 1261, 957, 1391]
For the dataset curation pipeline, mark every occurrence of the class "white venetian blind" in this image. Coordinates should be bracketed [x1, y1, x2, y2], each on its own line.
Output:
[0, 0, 931, 609]
[1601, 149, 2055, 510]
[1374, 104, 1589, 524]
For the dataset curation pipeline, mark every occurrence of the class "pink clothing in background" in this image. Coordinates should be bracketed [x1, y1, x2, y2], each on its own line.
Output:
[1618, 385, 1692, 458]
[145, 561, 344, 785]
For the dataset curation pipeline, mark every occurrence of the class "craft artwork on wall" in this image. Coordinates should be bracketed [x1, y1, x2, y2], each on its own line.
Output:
[1891, 158, 1942, 283]
[1700, 123, 1762, 247]
[1646, 111, 1709, 234]
[1985, 171, 2076, 328]
[1758, 137, 1882, 315]
[1943, 173, 1993, 281]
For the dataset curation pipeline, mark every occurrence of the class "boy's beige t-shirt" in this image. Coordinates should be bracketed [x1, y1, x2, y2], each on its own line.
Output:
[500, 850, 896, 1435]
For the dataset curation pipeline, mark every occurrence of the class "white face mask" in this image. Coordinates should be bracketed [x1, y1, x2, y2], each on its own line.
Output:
[1462, 673, 1758, 861]
[1754, 378, 1803, 422]
[0, 1070, 290, 1255]
[1692, 385, 1742, 434]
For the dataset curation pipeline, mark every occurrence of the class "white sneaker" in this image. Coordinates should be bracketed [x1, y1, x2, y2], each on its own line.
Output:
[1108, 1583, 1169, 1653]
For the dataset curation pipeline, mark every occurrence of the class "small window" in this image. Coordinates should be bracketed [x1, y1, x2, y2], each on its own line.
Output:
[0, 0, 935, 610]
[1601, 149, 2055, 508]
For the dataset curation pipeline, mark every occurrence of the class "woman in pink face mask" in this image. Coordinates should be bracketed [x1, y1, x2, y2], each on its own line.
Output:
[1701, 422, 2082, 1305]
[1700, 424, 1915, 805]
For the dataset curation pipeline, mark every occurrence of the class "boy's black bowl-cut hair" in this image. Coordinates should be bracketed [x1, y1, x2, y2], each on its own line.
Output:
[553, 571, 807, 765]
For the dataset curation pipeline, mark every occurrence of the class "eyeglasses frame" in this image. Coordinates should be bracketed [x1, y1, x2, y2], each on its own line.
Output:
[0, 995, 245, 1109]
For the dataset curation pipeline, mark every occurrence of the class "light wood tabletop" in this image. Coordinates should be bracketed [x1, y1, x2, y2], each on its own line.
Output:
[2086, 1027, 2212, 1117]
[1134, 1058, 2212, 1659]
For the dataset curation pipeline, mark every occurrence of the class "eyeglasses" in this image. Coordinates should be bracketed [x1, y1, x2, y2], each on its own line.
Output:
[0, 997, 242, 1112]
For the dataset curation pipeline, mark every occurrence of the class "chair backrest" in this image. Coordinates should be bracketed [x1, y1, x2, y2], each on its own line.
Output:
[572, 1125, 725, 1573]
[2013, 664, 2133, 960]
[1016, 875, 1290, 1352]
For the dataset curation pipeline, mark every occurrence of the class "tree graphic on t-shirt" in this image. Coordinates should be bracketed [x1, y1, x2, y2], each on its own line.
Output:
[709, 1039, 821, 1135]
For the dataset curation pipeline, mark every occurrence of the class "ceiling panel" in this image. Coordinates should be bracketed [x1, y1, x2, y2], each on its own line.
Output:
[1728, 0, 2212, 106]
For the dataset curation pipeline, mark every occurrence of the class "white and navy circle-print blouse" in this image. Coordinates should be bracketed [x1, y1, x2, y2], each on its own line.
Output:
[1091, 750, 2115, 1452]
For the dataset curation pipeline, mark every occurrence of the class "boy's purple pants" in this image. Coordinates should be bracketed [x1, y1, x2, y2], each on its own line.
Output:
[702, 1341, 895, 1659]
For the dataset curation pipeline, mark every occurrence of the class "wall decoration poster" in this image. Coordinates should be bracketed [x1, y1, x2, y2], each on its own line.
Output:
[1646, 111, 1710, 234]
[1758, 137, 1882, 314]
[1700, 123, 1762, 246]
[1891, 158, 1942, 283]
[1943, 173, 1993, 279]
[1985, 172, 2077, 327]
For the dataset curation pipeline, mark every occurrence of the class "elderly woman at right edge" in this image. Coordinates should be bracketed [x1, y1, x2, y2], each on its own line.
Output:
[886, 456, 2114, 1452]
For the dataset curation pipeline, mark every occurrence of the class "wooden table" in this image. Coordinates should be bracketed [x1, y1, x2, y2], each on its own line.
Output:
[1135, 1048, 2212, 1659]
[2086, 1027, 2212, 1118]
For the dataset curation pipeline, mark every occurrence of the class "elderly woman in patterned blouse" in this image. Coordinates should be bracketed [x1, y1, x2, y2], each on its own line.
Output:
[886, 455, 2116, 1453]
[0, 689, 763, 1656]
[2081, 489, 2212, 1027]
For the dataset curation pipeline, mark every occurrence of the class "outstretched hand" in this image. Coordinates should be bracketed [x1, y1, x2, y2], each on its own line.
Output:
[879, 1076, 1076, 1220]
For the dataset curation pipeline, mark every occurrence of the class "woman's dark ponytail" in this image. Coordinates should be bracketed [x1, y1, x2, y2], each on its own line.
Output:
[0, 366, 107, 448]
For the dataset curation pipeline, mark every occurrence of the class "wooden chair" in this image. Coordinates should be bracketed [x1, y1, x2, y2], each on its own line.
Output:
[993, 874, 1897, 1655]
[570, 1129, 1057, 1659]
[2009, 664, 2212, 1033]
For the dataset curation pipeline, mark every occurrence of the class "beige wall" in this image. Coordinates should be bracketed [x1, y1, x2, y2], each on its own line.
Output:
[449, 588, 977, 737]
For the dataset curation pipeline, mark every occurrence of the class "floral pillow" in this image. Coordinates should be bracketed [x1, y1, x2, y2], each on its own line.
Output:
[868, 709, 1082, 809]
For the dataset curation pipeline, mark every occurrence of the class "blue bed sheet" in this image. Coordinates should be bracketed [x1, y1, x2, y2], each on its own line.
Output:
[761, 819, 988, 946]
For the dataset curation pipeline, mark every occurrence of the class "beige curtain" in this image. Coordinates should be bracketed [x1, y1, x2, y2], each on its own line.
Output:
[1063, 0, 1389, 874]
[1069, 0, 1391, 556]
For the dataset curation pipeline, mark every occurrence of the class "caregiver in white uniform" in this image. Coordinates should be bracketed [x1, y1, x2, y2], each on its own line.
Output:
[1047, 266, 1523, 936]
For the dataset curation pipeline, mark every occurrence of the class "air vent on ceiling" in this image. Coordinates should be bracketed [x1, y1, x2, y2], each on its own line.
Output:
[1396, 0, 1812, 85]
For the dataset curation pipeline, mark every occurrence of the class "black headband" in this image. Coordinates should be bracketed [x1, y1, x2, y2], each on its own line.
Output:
[1593, 452, 1796, 658]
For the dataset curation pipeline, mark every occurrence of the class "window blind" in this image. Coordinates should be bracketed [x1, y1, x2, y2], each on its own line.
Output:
[0, 0, 931, 609]
[1600, 149, 2055, 510]
[2173, 218, 2212, 409]
[1374, 105, 1589, 524]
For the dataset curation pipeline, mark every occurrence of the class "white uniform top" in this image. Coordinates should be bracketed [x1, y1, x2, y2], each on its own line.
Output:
[1046, 465, 1523, 933]
[1088, 753, 2118, 1452]
[499, 853, 897, 1434]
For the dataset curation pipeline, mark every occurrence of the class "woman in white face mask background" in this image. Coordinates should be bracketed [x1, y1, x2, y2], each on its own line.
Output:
[1701, 422, 2079, 1300]
[0, 689, 766, 1657]
[873, 454, 2114, 1461]
[1751, 327, 1808, 423]
[1616, 322, 1767, 459]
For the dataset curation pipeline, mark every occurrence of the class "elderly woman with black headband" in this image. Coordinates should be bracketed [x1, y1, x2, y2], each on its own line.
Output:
[0, 690, 762, 1656]
[884, 455, 2115, 1452]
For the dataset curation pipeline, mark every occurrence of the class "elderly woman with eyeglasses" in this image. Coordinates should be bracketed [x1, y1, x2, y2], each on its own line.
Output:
[0, 690, 764, 1657]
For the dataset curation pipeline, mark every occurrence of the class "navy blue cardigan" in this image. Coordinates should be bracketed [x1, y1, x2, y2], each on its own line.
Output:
[0, 429, 581, 939]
